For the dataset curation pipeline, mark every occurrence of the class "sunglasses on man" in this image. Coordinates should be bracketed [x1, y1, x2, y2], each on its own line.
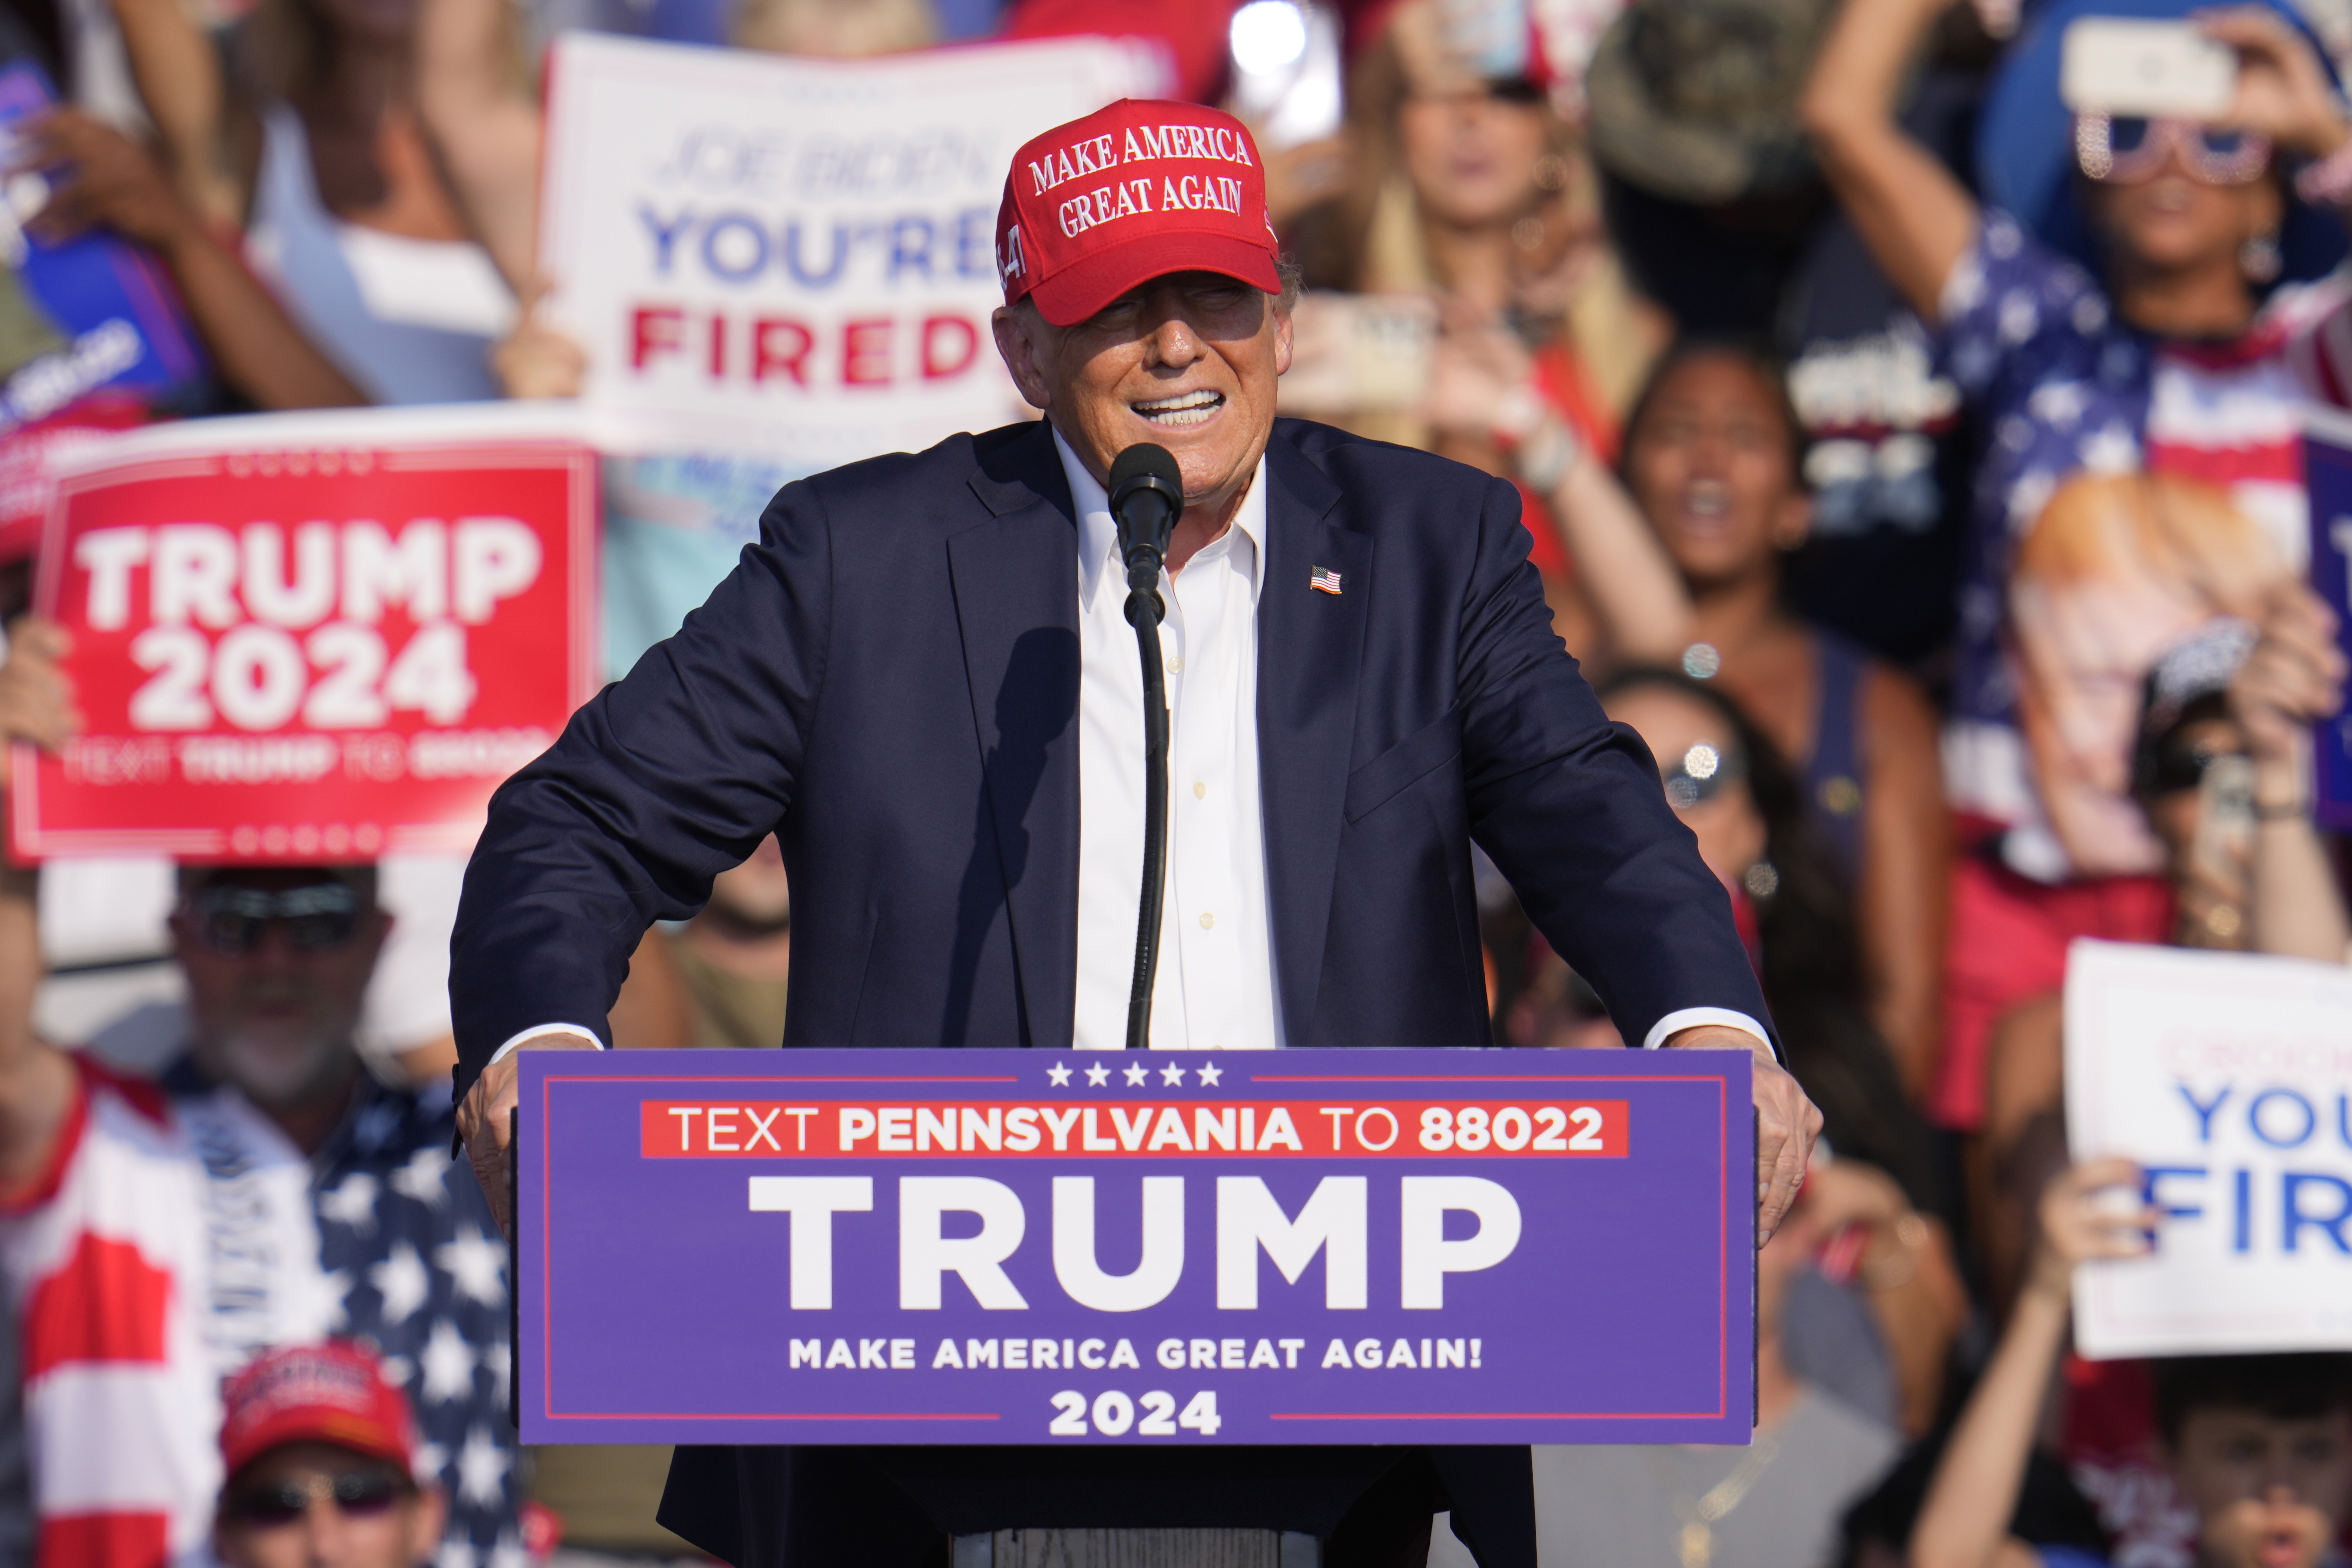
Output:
[187, 882, 365, 955]
[222, 1469, 412, 1527]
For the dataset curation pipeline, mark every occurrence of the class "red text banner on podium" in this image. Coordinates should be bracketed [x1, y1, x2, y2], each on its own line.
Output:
[519, 1047, 1756, 1446]
[12, 406, 598, 861]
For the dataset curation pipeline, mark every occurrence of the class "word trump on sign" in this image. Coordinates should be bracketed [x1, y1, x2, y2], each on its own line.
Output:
[2067, 938, 2352, 1357]
[73, 518, 541, 734]
[14, 406, 597, 862]
[740, 1173, 1524, 1314]
[519, 1048, 1753, 1446]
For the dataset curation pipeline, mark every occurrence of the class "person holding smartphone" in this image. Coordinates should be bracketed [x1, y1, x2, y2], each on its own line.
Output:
[1978, 616, 2278, 1300]
[1800, 0, 2352, 1143]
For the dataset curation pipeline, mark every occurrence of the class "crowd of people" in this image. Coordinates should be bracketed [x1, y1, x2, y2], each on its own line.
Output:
[3, 0, 2352, 1559]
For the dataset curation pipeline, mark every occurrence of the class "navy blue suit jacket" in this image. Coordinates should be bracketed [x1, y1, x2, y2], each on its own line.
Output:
[450, 417, 1769, 1092]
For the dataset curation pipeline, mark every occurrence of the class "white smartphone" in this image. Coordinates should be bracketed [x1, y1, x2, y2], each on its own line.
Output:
[2060, 17, 2238, 117]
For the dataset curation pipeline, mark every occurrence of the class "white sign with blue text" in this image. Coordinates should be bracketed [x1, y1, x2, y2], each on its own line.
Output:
[2066, 937, 2352, 1358]
[536, 31, 1159, 461]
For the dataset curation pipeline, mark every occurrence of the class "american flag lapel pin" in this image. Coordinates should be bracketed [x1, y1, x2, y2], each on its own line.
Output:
[1309, 565, 1343, 595]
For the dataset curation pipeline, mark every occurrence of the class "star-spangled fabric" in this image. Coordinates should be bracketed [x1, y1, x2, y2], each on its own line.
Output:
[1929, 210, 2352, 869]
[0, 1053, 518, 1568]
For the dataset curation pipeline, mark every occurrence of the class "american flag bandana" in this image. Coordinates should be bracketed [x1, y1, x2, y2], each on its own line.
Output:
[1309, 566, 1343, 595]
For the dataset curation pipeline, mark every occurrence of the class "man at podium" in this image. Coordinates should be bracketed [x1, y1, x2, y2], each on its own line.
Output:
[449, 98, 1818, 1568]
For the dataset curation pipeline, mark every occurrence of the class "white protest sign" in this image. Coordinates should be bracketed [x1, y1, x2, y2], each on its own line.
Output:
[2065, 937, 2352, 1358]
[537, 32, 1159, 461]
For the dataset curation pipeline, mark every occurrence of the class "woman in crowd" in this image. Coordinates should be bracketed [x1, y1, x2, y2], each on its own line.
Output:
[1288, 0, 1688, 663]
[1610, 339, 1948, 1094]
[108, 0, 519, 405]
[1800, 0, 2352, 1139]
[1595, 670, 1946, 1223]
[1512, 669, 1964, 1421]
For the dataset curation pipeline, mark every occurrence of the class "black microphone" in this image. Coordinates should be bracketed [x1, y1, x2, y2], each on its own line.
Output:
[1105, 442, 1183, 1053]
[1108, 443, 1183, 610]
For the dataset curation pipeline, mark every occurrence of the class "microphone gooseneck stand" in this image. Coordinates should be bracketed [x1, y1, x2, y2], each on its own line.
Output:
[1107, 443, 1185, 1053]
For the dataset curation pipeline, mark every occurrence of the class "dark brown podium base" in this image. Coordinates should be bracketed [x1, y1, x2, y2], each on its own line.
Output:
[655, 1444, 1534, 1568]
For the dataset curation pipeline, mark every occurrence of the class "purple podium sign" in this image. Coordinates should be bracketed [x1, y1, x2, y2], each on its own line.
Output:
[517, 1047, 1755, 1446]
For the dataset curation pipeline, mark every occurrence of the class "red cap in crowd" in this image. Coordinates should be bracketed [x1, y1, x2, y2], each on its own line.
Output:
[995, 99, 1282, 327]
[219, 1342, 419, 1480]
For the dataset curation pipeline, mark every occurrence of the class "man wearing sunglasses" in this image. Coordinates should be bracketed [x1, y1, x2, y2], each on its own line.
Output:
[212, 1342, 445, 1568]
[0, 625, 520, 1568]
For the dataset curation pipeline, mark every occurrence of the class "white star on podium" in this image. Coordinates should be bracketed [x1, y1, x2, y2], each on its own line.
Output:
[1085, 1062, 1111, 1086]
[1123, 1061, 1149, 1086]
[1160, 1062, 1186, 1086]
[1047, 1062, 1072, 1086]
[1196, 1061, 1223, 1086]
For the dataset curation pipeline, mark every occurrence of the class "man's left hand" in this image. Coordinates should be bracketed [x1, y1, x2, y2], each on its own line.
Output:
[1665, 1024, 1822, 1247]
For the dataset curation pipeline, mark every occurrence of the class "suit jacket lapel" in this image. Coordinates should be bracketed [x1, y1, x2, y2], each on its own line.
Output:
[1256, 432, 1372, 1048]
[948, 423, 1082, 1049]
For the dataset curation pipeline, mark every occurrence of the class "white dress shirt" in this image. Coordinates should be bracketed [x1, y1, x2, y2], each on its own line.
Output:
[1060, 429, 1282, 1052]
[489, 429, 1771, 1064]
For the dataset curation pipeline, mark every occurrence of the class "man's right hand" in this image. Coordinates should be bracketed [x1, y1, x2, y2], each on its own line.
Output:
[457, 1032, 600, 1239]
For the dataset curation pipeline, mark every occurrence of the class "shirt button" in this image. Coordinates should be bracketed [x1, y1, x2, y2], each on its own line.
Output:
[1166, 654, 1184, 672]
[1199, 912, 1214, 930]
[1193, 781, 1207, 798]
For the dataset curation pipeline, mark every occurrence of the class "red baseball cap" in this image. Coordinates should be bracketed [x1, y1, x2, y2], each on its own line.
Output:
[995, 99, 1283, 327]
[219, 1342, 419, 1480]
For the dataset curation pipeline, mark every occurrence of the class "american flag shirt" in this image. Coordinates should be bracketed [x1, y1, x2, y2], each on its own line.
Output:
[0, 1054, 519, 1568]
[1932, 211, 2352, 876]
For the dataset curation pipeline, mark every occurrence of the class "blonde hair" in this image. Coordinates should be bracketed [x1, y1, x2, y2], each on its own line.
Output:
[2011, 472, 2283, 614]
[1291, 5, 1657, 413]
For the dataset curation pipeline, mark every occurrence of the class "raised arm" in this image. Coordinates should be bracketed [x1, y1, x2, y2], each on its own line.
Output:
[18, 111, 365, 409]
[2231, 586, 2351, 964]
[1911, 1159, 2154, 1568]
[103, 0, 242, 228]
[1856, 662, 1951, 1096]
[0, 621, 83, 1197]
[414, 0, 543, 292]
[1423, 319, 1697, 662]
[1799, 0, 1980, 321]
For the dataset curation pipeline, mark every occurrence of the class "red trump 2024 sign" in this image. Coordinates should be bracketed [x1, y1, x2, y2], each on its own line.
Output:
[12, 406, 598, 861]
